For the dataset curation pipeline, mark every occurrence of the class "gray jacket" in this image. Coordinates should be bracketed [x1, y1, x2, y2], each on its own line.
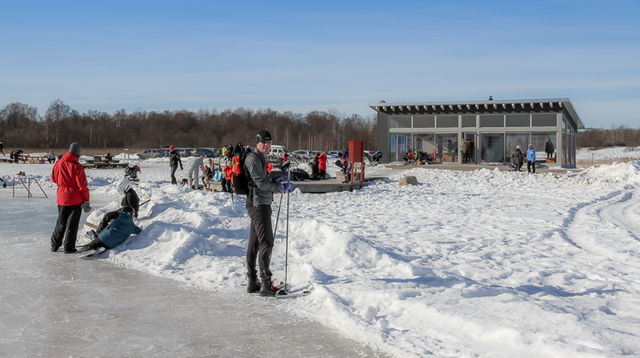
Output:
[244, 147, 279, 207]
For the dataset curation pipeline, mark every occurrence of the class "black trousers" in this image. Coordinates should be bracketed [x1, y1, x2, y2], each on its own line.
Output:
[221, 179, 231, 192]
[97, 210, 119, 232]
[170, 166, 178, 184]
[527, 161, 536, 173]
[246, 205, 274, 279]
[51, 204, 82, 251]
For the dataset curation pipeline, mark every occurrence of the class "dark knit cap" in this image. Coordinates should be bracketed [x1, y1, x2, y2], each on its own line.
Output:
[69, 142, 82, 156]
[256, 130, 272, 143]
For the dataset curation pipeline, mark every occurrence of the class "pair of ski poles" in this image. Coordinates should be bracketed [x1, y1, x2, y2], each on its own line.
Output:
[273, 169, 291, 291]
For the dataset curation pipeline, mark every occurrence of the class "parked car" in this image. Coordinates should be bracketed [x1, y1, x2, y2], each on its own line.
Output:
[194, 148, 215, 158]
[268, 145, 288, 158]
[176, 148, 195, 157]
[136, 148, 169, 159]
[327, 151, 341, 158]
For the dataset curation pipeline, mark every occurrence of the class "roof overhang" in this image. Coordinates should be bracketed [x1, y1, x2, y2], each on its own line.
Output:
[369, 98, 584, 129]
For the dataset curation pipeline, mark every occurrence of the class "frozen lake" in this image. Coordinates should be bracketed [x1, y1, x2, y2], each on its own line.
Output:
[0, 192, 384, 357]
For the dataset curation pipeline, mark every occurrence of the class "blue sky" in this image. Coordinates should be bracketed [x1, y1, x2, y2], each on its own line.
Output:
[1, 0, 638, 128]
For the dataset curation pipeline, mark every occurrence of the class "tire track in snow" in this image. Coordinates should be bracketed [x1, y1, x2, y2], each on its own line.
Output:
[564, 187, 640, 271]
[546, 190, 623, 249]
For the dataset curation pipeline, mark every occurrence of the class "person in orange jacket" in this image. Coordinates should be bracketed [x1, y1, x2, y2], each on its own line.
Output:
[50, 142, 91, 253]
[318, 151, 327, 179]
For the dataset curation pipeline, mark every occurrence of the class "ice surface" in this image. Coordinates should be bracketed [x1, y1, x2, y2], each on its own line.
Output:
[0, 193, 385, 358]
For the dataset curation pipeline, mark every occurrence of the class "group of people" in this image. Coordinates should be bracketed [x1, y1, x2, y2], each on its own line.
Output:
[55, 130, 287, 296]
[511, 144, 538, 173]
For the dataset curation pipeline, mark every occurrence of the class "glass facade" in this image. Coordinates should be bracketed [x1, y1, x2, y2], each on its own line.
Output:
[383, 104, 578, 166]
[481, 134, 504, 163]
[532, 113, 556, 127]
[506, 114, 530, 127]
[480, 114, 504, 127]
[414, 115, 435, 128]
[436, 115, 458, 128]
[389, 116, 411, 128]
[462, 115, 476, 128]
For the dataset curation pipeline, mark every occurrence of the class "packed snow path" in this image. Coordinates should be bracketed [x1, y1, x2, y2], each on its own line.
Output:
[2, 158, 640, 357]
[0, 193, 384, 358]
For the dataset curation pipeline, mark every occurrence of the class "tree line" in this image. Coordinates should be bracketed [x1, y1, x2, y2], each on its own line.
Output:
[0, 100, 377, 151]
[576, 126, 640, 149]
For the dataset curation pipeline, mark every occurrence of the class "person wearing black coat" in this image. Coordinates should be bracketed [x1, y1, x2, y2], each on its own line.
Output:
[545, 139, 555, 159]
[169, 145, 183, 185]
[512, 146, 524, 171]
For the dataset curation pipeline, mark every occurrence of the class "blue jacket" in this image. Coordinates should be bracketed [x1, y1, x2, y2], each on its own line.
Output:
[98, 212, 142, 249]
[526, 148, 536, 162]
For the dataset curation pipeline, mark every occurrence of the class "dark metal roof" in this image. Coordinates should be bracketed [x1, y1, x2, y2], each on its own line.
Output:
[369, 98, 584, 129]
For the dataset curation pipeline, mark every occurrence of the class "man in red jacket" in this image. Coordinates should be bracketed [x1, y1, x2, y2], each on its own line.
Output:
[318, 151, 327, 179]
[50, 142, 91, 253]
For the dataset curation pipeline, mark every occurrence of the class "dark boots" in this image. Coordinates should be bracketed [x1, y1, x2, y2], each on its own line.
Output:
[247, 274, 261, 293]
[259, 277, 277, 296]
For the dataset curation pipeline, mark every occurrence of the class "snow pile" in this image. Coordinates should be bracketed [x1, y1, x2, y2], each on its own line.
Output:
[569, 161, 640, 186]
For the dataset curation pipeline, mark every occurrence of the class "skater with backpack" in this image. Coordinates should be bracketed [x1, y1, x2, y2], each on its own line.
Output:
[235, 130, 294, 296]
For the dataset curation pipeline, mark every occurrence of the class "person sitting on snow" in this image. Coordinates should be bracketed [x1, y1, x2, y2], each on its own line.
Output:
[79, 206, 141, 251]
[90, 178, 139, 237]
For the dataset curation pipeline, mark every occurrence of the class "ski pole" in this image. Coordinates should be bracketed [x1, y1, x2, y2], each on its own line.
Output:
[284, 169, 291, 291]
[273, 190, 284, 238]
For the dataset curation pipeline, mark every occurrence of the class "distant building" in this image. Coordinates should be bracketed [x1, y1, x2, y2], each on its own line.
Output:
[370, 98, 584, 167]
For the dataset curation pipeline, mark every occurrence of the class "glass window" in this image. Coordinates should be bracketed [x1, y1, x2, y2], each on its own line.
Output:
[506, 114, 530, 127]
[436, 134, 458, 162]
[461, 115, 476, 127]
[436, 115, 458, 128]
[480, 133, 504, 162]
[532, 113, 556, 126]
[413, 115, 435, 128]
[531, 132, 555, 159]
[480, 114, 504, 127]
[389, 116, 411, 128]
[415, 134, 436, 153]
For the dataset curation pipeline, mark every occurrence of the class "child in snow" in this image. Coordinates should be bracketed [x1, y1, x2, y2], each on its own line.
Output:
[79, 206, 141, 251]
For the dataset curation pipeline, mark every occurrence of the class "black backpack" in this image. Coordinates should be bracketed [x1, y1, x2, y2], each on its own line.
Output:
[231, 143, 253, 195]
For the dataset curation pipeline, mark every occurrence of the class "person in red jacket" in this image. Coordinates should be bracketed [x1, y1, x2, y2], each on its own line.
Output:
[222, 162, 233, 192]
[318, 151, 327, 179]
[50, 142, 91, 253]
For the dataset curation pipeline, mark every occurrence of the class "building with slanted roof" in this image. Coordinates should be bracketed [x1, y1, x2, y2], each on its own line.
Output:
[370, 98, 584, 168]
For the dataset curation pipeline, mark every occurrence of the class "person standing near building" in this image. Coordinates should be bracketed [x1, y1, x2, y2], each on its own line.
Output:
[526, 144, 536, 174]
[545, 138, 554, 159]
[461, 138, 469, 163]
[512, 145, 524, 172]
[169, 145, 183, 185]
[50, 142, 91, 253]
[244, 129, 294, 296]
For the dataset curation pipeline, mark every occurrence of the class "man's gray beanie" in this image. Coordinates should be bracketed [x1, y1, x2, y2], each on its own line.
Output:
[69, 142, 82, 156]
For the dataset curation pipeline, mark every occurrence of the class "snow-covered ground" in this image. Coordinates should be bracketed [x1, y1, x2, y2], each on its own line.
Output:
[1, 150, 640, 357]
[577, 146, 640, 162]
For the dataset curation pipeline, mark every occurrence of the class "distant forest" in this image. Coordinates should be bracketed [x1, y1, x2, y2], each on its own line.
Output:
[1, 100, 639, 151]
[0, 100, 376, 151]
